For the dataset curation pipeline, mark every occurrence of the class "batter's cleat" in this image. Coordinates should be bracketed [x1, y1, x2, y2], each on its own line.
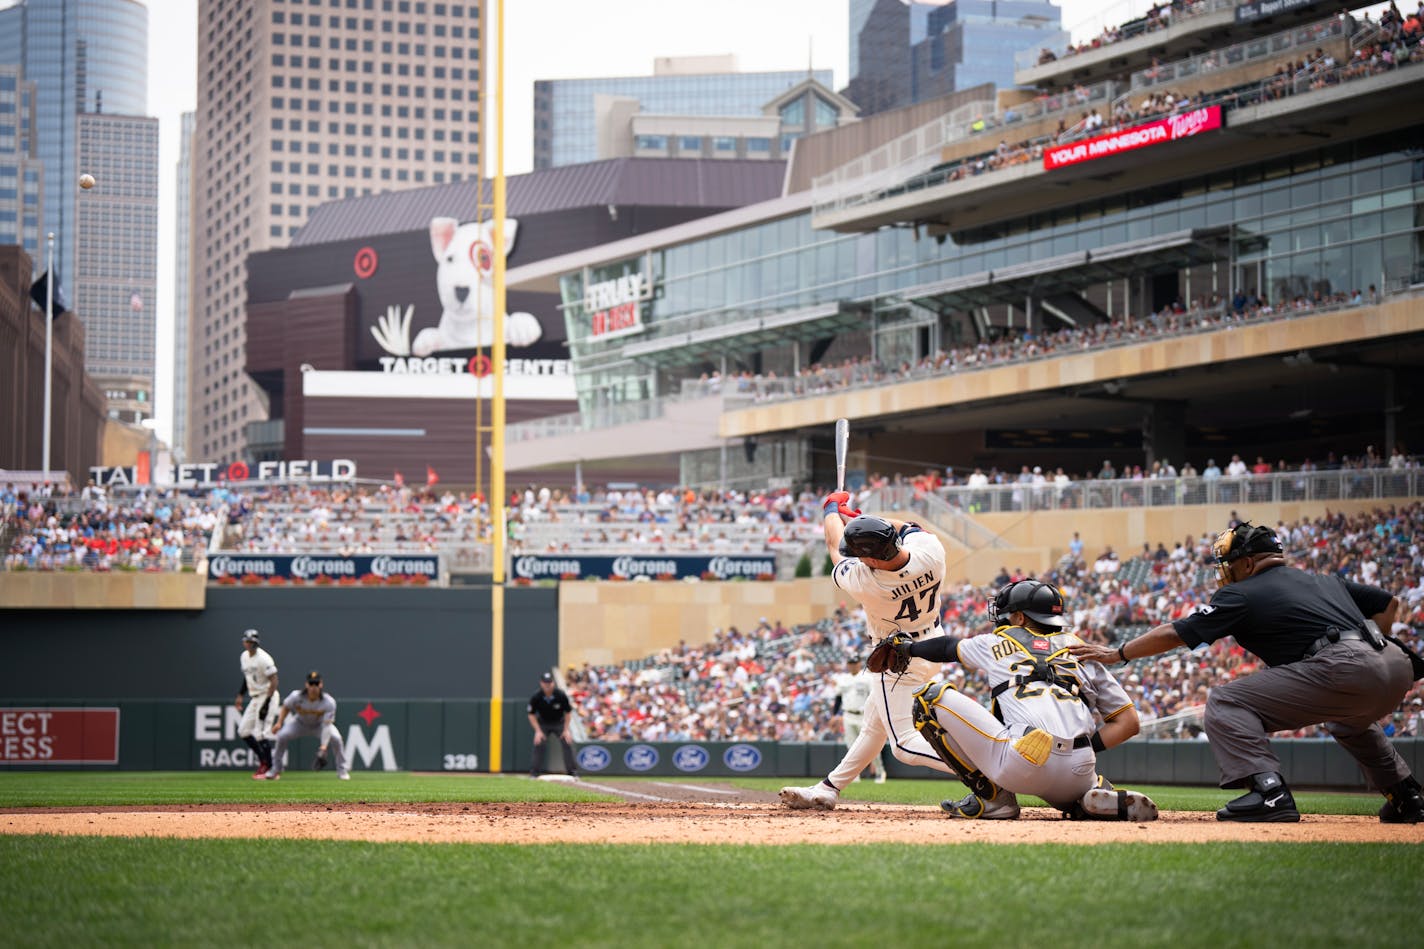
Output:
[1078, 787, 1160, 822]
[1216, 771, 1299, 823]
[1012, 728, 1052, 767]
[941, 791, 1020, 820]
[779, 781, 839, 811]
[1379, 777, 1424, 824]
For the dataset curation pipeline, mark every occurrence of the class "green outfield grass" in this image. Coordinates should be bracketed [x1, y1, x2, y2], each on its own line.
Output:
[0, 770, 1396, 816]
[0, 836, 1420, 948]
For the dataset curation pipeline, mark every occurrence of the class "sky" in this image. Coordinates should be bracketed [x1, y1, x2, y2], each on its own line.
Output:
[139, 0, 1147, 449]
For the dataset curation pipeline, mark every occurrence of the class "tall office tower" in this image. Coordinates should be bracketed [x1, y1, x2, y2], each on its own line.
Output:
[533, 55, 832, 171]
[75, 110, 159, 422]
[0, 0, 149, 292]
[0, 65, 45, 263]
[171, 110, 195, 461]
[191, 0, 486, 463]
[845, 0, 1061, 115]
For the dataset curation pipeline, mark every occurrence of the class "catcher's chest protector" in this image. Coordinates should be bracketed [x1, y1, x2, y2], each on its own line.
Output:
[988, 625, 1085, 722]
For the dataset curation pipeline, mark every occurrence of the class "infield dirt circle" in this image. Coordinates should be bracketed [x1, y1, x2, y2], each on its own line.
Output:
[3, 781, 1420, 844]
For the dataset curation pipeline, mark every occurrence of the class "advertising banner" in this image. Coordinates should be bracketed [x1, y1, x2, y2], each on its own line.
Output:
[0, 708, 119, 765]
[1236, 0, 1317, 23]
[510, 554, 778, 581]
[207, 553, 441, 581]
[1043, 106, 1222, 170]
[89, 458, 357, 488]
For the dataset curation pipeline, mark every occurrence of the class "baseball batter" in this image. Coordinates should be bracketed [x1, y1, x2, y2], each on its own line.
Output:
[261, 670, 349, 781]
[832, 659, 885, 783]
[895, 580, 1157, 820]
[780, 496, 960, 811]
[235, 629, 279, 779]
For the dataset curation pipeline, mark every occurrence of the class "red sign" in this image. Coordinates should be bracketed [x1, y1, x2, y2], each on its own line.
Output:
[590, 301, 642, 339]
[1043, 106, 1222, 170]
[0, 708, 120, 765]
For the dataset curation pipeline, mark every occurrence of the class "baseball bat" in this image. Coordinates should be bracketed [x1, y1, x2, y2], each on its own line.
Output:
[835, 418, 849, 493]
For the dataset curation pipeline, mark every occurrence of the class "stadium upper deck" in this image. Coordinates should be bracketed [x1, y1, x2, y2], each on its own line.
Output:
[505, 3, 1424, 490]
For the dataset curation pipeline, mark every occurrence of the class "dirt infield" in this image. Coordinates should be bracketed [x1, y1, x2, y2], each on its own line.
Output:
[3, 781, 1420, 844]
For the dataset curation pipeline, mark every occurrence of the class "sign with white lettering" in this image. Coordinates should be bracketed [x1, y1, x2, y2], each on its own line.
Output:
[0, 708, 120, 765]
[89, 459, 357, 488]
[1236, 0, 1317, 23]
[1043, 106, 1222, 170]
[584, 272, 649, 341]
[511, 554, 777, 581]
[207, 554, 441, 581]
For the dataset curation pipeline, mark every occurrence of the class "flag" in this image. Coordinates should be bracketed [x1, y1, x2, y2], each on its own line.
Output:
[393, 471, 404, 486]
[29, 270, 71, 316]
[426, 465, 439, 486]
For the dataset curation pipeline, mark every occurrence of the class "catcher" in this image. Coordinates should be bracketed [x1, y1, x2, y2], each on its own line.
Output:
[871, 579, 1158, 821]
[259, 670, 351, 781]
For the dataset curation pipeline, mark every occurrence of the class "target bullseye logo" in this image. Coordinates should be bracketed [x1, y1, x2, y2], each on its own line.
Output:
[226, 461, 250, 482]
[466, 355, 492, 377]
[353, 246, 379, 279]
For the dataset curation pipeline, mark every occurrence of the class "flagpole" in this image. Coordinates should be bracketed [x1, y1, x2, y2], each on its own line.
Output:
[42, 232, 54, 481]
[487, 0, 509, 773]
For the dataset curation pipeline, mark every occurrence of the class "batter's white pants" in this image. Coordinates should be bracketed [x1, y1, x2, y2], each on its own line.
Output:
[237, 691, 280, 741]
[827, 662, 954, 789]
[271, 720, 347, 777]
[915, 681, 1098, 808]
[842, 711, 884, 779]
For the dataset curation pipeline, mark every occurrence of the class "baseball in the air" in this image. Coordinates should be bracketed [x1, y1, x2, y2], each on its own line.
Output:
[79, 174, 95, 190]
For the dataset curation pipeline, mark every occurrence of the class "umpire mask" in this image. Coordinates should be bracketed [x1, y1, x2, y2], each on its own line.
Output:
[1212, 522, 1283, 586]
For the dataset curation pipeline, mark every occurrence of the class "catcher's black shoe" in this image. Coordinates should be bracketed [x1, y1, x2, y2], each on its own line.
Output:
[940, 790, 1020, 820]
[1216, 771, 1299, 823]
[1379, 776, 1424, 824]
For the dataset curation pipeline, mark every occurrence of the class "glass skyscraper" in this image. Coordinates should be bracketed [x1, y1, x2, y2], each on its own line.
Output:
[534, 63, 834, 170]
[0, 0, 149, 288]
[0, 65, 45, 263]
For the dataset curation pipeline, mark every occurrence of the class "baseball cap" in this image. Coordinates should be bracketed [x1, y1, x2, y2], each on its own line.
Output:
[306, 670, 323, 684]
[241, 629, 260, 644]
[539, 672, 554, 683]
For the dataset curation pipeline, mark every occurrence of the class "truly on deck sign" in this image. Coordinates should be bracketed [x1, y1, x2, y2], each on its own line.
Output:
[1043, 106, 1222, 170]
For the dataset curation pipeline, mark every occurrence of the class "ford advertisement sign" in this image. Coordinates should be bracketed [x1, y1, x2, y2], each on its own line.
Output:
[511, 554, 777, 581]
[207, 554, 441, 581]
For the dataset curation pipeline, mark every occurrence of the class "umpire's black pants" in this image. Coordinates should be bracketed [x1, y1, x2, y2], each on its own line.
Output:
[1205, 639, 1414, 789]
[531, 722, 577, 776]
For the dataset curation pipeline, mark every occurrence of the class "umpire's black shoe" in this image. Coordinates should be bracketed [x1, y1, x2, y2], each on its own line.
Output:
[1216, 771, 1300, 823]
[1379, 777, 1424, 824]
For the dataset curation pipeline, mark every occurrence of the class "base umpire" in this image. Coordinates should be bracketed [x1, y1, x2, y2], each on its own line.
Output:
[1071, 521, 1424, 824]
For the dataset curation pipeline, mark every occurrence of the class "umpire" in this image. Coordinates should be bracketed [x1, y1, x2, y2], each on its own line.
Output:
[1071, 521, 1424, 824]
[527, 672, 578, 779]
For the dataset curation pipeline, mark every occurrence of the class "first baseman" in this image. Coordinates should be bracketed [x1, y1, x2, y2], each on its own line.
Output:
[780, 497, 961, 811]
[235, 629, 279, 779]
[260, 670, 349, 781]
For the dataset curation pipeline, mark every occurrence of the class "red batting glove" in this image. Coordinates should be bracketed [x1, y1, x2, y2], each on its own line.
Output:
[837, 503, 861, 519]
[822, 490, 851, 518]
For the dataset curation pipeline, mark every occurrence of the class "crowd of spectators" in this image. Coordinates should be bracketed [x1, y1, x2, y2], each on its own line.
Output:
[565, 505, 1424, 744]
[2, 480, 218, 572]
[703, 287, 1371, 408]
[1036, 1, 1226, 66]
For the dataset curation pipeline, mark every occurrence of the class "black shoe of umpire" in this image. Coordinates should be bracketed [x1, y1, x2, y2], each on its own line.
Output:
[1379, 776, 1424, 824]
[1216, 771, 1300, 823]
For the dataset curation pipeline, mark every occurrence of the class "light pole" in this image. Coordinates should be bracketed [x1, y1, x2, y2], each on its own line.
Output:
[42, 231, 54, 483]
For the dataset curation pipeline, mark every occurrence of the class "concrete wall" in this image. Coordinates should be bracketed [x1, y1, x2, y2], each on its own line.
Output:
[0, 571, 206, 610]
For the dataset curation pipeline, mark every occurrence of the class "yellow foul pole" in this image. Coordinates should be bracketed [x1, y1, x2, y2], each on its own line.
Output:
[487, 0, 508, 772]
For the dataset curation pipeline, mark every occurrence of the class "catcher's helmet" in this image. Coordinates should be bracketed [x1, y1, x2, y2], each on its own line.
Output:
[839, 514, 899, 561]
[1211, 521, 1283, 585]
[990, 579, 1067, 629]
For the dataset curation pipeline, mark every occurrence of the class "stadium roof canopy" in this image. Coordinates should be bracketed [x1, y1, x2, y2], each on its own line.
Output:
[291, 157, 788, 246]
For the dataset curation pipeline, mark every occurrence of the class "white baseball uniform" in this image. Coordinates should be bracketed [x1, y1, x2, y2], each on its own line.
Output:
[917, 626, 1135, 807]
[825, 525, 956, 788]
[270, 689, 347, 777]
[238, 646, 280, 741]
[834, 668, 884, 778]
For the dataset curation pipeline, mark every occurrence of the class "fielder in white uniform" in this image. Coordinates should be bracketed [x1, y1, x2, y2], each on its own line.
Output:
[781, 497, 959, 811]
[901, 579, 1158, 820]
[833, 660, 886, 783]
[261, 669, 349, 780]
[235, 629, 279, 779]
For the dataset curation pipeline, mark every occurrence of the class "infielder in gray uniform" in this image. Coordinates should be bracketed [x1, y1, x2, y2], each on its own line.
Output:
[1072, 521, 1424, 823]
[261, 669, 349, 781]
[881, 579, 1157, 820]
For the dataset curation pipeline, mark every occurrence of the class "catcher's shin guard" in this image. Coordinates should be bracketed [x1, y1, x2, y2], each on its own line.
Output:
[911, 681, 999, 801]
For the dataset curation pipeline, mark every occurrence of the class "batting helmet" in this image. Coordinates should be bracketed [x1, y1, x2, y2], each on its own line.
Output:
[241, 628, 261, 644]
[990, 579, 1067, 629]
[839, 515, 899, 561]
[1211, 521, 1283, 585]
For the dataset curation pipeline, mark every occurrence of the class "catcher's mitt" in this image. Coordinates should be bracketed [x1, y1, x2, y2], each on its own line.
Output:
[312, 750, 328, 771]
[866, 633, 914, 675]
